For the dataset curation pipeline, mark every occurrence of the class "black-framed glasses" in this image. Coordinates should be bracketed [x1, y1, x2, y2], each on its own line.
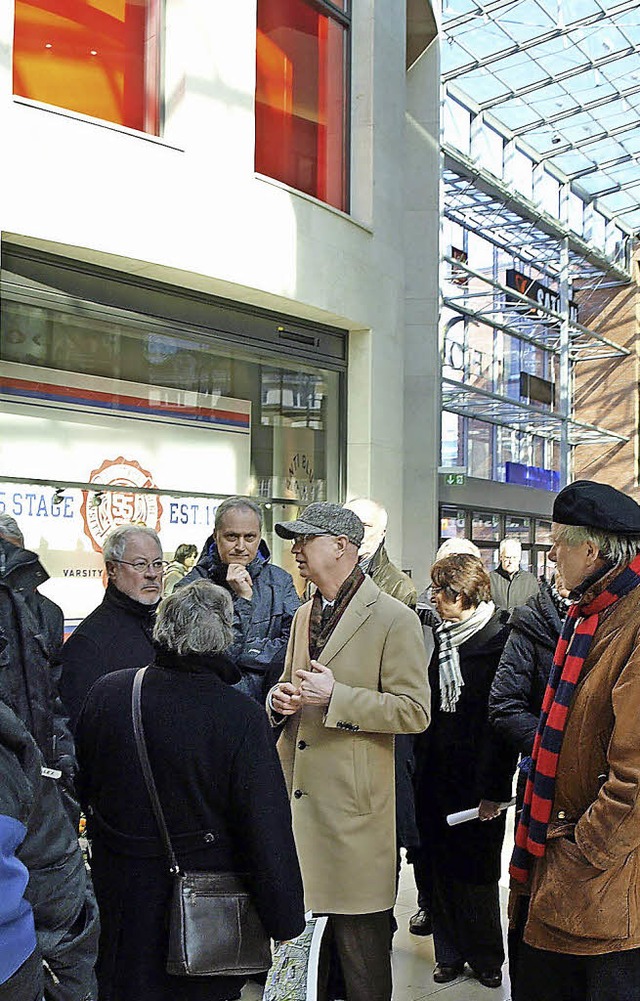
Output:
[429, 584, 459, 599]
[113, 559, 169, 574]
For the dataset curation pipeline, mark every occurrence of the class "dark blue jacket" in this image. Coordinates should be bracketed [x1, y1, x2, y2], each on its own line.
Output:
[179, 538, 300, 699]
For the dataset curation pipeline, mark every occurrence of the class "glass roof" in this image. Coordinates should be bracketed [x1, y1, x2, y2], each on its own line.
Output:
[442, 0, 640, 234]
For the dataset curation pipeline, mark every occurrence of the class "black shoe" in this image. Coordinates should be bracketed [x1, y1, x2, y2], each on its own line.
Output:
[475, 969, 502, 989]
[433, 963, 464, 984]
[409, 908, 433, 936]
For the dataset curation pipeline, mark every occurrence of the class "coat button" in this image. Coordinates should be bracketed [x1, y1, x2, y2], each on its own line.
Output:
[294, 789, 303, 799]
[298, 740, 307, 750]
[204, 832, 215, 843]
[557, 810, 566, 820]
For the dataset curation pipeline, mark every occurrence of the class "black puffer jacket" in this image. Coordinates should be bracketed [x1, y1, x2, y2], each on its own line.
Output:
[179, 538, 299, 699]
[0, 700, 98, 1001]
[488, 582, 564, 758]
[0, 540, 74, 781]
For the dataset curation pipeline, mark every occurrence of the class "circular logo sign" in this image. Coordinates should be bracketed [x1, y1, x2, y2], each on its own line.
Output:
[81, 457, 163, 553]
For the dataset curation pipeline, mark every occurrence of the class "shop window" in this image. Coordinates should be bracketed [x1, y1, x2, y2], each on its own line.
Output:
[505, 515, 531, 546]
[255, 0, 349, 211]
[535, 520, 552, 545]
[440, 507, 467, 540]
[13, 0, 162, 135]
[467, 418, 493, 479]
[0, 269, 345, 622]
[472, 511, 500, 543]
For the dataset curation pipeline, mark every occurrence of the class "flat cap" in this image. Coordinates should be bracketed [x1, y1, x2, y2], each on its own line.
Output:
[553, 479, 640, 535]
[275, 502, 364, 547]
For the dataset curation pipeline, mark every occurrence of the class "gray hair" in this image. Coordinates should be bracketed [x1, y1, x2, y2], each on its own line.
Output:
[0, 514, 24, 546]
[214, 497, 263, 532]
[499, 538, 522, 556]
[553, 523, 640, 568]
[435, 538, 481, 562]
[102, 524, 162, 564]
[153, 580, 234, 656]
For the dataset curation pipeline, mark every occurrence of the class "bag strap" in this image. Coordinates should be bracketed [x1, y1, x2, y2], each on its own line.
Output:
[131, 667, 181, 875]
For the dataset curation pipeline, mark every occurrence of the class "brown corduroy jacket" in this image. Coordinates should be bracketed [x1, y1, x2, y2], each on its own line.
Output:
[525, 579, 640, 955]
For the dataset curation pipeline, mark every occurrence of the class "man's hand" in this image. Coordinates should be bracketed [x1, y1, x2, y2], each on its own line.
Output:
[226, 563, 253, 600]
[478, 799, 502, 821]
[271, 683, 303, 716]
[296, 660, 335, 707]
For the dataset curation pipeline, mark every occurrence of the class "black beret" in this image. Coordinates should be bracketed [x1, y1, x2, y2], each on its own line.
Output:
[553, 480, 640, 535]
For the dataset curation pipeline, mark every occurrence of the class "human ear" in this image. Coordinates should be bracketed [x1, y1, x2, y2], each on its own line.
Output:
[334, 536, 348, 558]
[585, 539, 600, 566]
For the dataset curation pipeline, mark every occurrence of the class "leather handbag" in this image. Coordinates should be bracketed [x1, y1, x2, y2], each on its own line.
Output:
[131, 667, 272, 977]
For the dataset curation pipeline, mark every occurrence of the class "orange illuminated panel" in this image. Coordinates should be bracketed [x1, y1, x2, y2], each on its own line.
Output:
[256, 0, 348, 211]
[13, 0, 161, 135]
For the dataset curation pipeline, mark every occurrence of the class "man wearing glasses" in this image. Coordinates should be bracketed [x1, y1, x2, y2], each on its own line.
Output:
[61, 524, 165, 729]
[268, 503, 429, 1001]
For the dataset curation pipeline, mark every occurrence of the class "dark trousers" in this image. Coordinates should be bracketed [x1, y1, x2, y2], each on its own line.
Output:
[318, 912, 392, 1001]
[517, 943, 640, 1001]
[0, 950, 43, 1001]
[508, 893, 530, 1001]
[432, 872, 504, 973]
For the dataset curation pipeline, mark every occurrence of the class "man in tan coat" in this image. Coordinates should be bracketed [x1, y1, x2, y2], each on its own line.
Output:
[512, 480, 640, 1001]
[270, 502, 429, 1001]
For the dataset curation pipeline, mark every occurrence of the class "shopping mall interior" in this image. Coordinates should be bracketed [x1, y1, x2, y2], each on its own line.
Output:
[2, 2, 640, 998]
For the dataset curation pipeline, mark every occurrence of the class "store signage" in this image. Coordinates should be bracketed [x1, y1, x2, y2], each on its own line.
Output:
[0, 361, 252, 625]
[519, 372, 555, 407]
[506, 461, 560, 493]
[80, 457, 163, 553]
[505, 269, 578, 325]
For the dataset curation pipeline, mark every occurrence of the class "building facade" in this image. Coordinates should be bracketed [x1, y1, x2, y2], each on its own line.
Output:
[0, 0, 442, 623]
[438, 4, 640, 574]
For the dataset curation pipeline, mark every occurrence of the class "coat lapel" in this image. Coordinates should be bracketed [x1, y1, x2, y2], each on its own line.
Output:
[317, 578, 377, 665]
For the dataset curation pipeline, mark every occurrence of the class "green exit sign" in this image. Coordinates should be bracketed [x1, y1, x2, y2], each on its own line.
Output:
[443, 473, 466, 486]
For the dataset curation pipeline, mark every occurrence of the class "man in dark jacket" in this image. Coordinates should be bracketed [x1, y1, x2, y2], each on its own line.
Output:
[343, 498, 417, 608]
[489, 539, 539, 612]
[0, 695, 98, 1001]
[0, 514, 64, 663]
[60, 524, 163, 729]
[488, 574, 570, 999]
[0, 532, 76, 800]
[179, 497, 300, 702]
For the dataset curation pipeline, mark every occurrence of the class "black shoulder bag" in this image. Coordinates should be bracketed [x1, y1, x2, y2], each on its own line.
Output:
[131, 667, 272, 977]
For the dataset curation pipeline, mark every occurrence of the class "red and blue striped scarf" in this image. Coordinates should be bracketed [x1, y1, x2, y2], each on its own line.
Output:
[510, 553, 640, 883]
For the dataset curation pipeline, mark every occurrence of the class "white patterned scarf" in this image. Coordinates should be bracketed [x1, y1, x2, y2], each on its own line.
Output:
[435, 600, 495, 712]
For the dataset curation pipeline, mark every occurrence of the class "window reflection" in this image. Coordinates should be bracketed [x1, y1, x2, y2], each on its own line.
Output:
[13, 0, 161, 134]
[0, 296, 341, 505]
[255, 0, 348, 210]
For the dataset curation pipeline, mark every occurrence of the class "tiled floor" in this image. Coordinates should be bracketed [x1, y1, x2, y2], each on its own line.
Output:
[389, 859, 511, 1001]
[242, 851, 513, 1001]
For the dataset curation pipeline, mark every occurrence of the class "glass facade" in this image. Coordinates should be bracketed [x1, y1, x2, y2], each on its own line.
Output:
[440, 505, 552, 577]
[255, 0, 349, 211]
[0, 250, 346, 623]
[441, 218, 559, 487]
[13, 0, 162, 134]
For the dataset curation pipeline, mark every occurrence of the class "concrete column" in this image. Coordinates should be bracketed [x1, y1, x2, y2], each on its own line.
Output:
[402, 34, 441, 588]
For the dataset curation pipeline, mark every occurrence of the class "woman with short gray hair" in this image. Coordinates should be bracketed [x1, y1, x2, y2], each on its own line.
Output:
[75, 579, 305, 1001]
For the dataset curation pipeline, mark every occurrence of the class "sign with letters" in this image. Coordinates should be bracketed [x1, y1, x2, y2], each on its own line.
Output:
[0, 361, 251, 625]
[505, 269, 578, 325]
